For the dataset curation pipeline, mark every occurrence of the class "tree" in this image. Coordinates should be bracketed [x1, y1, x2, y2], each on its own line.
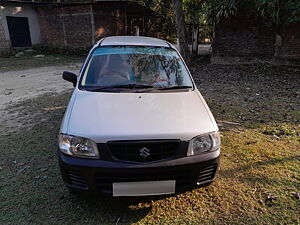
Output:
[138, 0, 177, 42]
[182, 0, 203, 24]
[256, 0, 300, 29]
[205, 0, 300, 27]
[173, 0, 190, 63]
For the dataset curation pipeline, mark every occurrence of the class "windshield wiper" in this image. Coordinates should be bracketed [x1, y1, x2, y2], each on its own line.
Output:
[85, 84, 154, 92]
[158, 85, 193, 90]
[137, 85, 193, 93]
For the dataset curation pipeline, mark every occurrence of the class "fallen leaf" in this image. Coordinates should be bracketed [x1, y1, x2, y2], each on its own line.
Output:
[265, 194, 278, 202]
[43, 106, 65, 111]
[17, 162, 25, 167]
[291, 192, 300, 200]
[17, 166, 29, 175]
[40, 168, 47, 172]
[217, 120, 241, 126]
[246, 141, 257, 145]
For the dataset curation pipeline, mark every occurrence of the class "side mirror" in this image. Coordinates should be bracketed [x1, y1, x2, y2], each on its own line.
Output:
[63, 71, 77, 87]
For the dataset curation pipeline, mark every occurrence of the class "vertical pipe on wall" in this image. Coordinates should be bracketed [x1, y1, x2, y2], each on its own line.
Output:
[90, 5, 95, 45]
[61, 7, 67, 45]
[124, 5, 128, 35]
[142, 16, 145, 36]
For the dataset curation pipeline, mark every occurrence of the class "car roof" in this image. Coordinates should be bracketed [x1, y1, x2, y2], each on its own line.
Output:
[99, 36, 170, 48]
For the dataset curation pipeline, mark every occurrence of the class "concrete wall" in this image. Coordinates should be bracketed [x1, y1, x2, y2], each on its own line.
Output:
[0, 4, 41, 46]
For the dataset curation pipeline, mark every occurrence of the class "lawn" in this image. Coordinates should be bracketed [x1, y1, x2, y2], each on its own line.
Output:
[0, 62, 299, 225]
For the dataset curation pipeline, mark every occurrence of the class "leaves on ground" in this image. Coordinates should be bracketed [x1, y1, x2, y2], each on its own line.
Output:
[0, 62, 299, 225]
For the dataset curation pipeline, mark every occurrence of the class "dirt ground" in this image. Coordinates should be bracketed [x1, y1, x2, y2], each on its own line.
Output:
[2, 59, 298, 136]
[0, 63, 81, 135]
[190, 60, 300, 126]
[0, 63, 81, 109]
[0, 59, 299, 225]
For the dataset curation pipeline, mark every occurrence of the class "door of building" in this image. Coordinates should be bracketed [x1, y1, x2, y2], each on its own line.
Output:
[6, 16, 32, 47]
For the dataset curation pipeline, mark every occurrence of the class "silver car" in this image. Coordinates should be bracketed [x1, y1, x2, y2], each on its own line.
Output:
[58, 36, 220, 196]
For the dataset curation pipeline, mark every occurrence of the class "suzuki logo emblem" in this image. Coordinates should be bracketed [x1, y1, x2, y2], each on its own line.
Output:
[139, 147, 151, 158]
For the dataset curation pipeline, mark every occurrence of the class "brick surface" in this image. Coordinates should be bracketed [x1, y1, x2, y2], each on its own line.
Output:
[0, 21, 10, 53]
[279, 24, 300, 60]
[212, 14, 275, 58]
[37, 7, 65, 45]
[93, 5, 126, 41]
[212, 13, 300, 63]
[36, 4, 126, 47]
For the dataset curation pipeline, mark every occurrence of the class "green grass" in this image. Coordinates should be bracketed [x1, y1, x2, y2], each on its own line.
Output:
[0, 55, 83, 73]
[0, 63, 299, 224]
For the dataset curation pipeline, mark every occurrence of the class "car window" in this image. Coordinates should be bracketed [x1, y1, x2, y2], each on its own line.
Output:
[80, 46, 193, 89]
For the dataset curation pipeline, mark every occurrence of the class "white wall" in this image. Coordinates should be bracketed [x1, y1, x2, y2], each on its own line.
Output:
[0, 5, 41, 45]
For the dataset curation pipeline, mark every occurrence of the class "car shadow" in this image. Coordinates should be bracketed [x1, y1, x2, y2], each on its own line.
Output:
[64, 193, 172, 224]
[220, 155, 299, 178]
[219, 155, 300, 187]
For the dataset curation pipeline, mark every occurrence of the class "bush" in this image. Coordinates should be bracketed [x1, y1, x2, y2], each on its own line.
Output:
[32, 44, 90, 56]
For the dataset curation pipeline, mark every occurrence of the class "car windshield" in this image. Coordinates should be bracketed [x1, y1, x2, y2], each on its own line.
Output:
[80, 46, 193, 90]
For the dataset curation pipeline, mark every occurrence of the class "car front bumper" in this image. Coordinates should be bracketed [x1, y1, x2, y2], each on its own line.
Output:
[58, 149, 220, 196]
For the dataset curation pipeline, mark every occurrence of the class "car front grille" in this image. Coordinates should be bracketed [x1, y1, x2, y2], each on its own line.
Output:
[197, 164, 217, 185]
[95, 164, 218, 195]
[61, 162, 218, 195]
[67, 170, 88, 189]
[107, 140, 181, 163]
[95, 168, 192, 195]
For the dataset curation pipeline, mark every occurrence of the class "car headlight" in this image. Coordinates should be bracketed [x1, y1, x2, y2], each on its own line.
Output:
[187, 131, 220, 156]
[58, 134, 99, 158]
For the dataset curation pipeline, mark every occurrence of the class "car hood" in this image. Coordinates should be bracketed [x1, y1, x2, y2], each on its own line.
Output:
[66, 90, 218, 143]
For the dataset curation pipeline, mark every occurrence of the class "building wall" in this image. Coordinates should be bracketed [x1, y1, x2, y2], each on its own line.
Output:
[36, 7, 65, 46]
[0, 8, 11, 54]
[37, 5, 94, 47]
[279, 24, 300, 60]
[63, 5, 94, 46]
[0, 5, 41, 45]
[212, 15, 275, 58]
[93, 4, 126, 41]
[212, 14, 300, 65]
[37, 4, 126, 47]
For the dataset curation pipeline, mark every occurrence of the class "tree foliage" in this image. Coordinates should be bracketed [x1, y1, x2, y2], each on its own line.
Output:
[206, 0, 239, 24]
[256, 0, 300, 27]
[205, 0, 300, 27]
[182, 0, 204, 24]
[138, 0, 177, 42]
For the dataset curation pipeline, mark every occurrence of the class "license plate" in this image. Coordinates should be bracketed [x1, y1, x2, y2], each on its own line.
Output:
[113, 180, 176, 196]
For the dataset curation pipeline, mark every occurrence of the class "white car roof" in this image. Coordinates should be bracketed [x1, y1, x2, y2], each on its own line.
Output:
[99, 36, 170, 48]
